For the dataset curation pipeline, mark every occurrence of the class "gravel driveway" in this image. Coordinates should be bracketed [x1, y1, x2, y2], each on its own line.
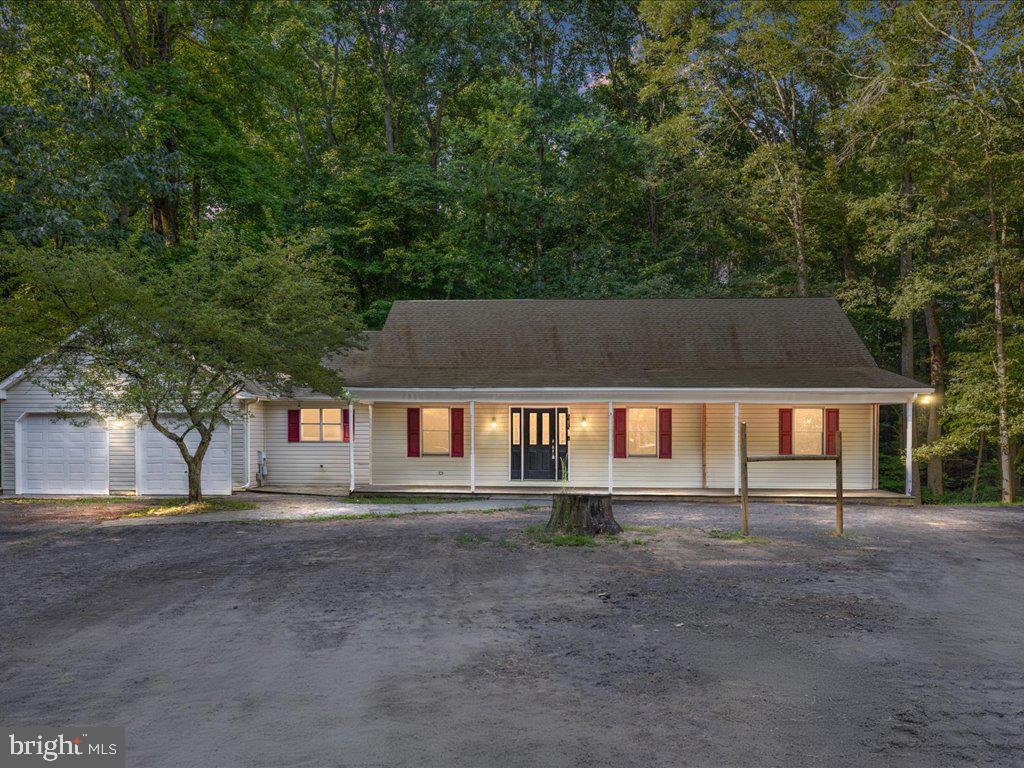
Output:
[2, 497, 1022, 767]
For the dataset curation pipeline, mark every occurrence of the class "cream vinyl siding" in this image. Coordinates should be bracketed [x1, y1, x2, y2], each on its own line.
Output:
[705, 403, 738, 490]
[247, 401, 266, 483]
[354, 403, 371, 486]
[371, 403, 469, 487]
[260, 400, 351, 487]
[613, 404, 702, 488]
[472, 402, 510, 486]
[705, 403, 874, 490]
[230, 413, 247, 488]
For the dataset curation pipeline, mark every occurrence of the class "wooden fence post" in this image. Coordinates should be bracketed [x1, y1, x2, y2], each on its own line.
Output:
[740, 422, 749, 536]
[835, 431, 844, 535]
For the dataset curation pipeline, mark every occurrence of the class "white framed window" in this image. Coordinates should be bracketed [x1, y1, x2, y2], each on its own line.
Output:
[421, 407, 450, 455]
[627, 407, 657, 457]
[792, 408, 823, 455]
[300, 408, 343, 442]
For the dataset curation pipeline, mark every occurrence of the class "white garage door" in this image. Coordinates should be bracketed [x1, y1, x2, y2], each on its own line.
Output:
[137, 422, 231, 496]
[19, 414, 109, 495]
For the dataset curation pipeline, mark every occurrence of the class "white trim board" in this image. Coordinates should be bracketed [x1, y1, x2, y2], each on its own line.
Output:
[348, 386, 931, 405]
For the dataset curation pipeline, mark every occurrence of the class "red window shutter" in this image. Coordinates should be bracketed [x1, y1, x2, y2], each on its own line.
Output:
[407, 408, 420, 457]
[343, 408, 351, 443]
[825, 408, 840, 455]
[450, 407, 464, 457]
[287, 409, 300, 442]
[778, 408, 793, 455]
[613, 408, 627, 458]
[658, 408, 672, 459]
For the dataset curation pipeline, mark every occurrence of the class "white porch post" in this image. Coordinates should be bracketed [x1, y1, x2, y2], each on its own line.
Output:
[733, 401, 740, 495]
[607, 401, 614, 494]
[470, 400, 476, 493]
[348, 401, 355, 493]
[244, 402, 251, 488]
[905, 400, 914, 496]
[367, 403, 373, 486]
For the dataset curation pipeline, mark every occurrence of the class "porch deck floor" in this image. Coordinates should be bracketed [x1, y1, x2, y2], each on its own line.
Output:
[250, 485, 916, 505]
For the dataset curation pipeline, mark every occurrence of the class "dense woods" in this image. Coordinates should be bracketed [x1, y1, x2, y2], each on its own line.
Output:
[1, 1, 1022, 501]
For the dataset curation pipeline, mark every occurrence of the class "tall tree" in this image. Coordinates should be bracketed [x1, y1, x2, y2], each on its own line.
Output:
[0, 232, 361, 502]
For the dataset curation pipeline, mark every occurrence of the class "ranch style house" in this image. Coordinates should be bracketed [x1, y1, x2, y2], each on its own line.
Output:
[0, 298, 931, 501]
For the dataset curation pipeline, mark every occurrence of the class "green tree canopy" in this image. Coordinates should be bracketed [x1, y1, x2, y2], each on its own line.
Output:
[0, 231, 361, 500]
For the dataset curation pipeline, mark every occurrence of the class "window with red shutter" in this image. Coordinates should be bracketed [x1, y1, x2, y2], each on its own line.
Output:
[658, 408, 672, 459]
[778, 408, 793, 455]
[825, 409, 839, 455]
[287, 409, 300, 442]
[407, 408, 420, 457]
[613, 408, 627, 458]
[450, 408, 464, 457]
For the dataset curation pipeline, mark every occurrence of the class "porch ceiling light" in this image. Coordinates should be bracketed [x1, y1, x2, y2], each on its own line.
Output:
[581, 416, 588, 427]
[490, 416, 497, 428]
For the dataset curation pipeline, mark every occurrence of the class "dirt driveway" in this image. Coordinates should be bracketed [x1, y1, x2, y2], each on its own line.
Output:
[2, 498, 1023, 767]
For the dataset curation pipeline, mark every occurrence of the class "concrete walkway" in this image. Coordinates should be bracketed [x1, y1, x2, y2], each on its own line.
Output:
[104, 492, 548, 527]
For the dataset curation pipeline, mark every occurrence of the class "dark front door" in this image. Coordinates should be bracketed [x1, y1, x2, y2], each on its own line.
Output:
[523, 408, 556, 480]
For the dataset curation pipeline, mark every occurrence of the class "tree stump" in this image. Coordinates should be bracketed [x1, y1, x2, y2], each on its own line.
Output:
[546, 494, 622, 535]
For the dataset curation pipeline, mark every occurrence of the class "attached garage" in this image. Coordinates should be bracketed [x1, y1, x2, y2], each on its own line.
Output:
[135, 422, 231, 496]
[17, 414, 109, 495]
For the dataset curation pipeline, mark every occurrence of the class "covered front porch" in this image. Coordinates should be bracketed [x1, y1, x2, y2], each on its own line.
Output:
[336, 392, 922, 501]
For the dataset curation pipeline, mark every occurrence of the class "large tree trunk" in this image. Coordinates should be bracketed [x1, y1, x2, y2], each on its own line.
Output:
[88, 0, 181, 244]
[923, 298, 945, 496]
[646, 178, 658, 247]
[185, 459, 203, 504]
[179, 433, 211, 504]
[993, 246, 1013, 502]
[190, 173, 201, 228]
[898, 168, 916, 495]
[986, 160, 1014, 503]
[383, 95, 395, 154]
[547, 494, 622, 535]
[792, 185, 807, 297]
[971, 432, 985, 503]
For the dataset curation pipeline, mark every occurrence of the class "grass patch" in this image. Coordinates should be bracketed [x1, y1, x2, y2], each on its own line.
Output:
[619, 537, 646, 547]
[345, 494, 470, 504]
[455, 533, 490, 547]
[706, 528, 769, 544]
[1, 496, 140, 506]
[921, 495, 1024, 507]
[121, 498, 256, 518]
[524, 524, 597, 547]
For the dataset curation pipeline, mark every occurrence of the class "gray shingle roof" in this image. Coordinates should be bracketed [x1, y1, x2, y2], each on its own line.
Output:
[338, 299, 926, 390]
